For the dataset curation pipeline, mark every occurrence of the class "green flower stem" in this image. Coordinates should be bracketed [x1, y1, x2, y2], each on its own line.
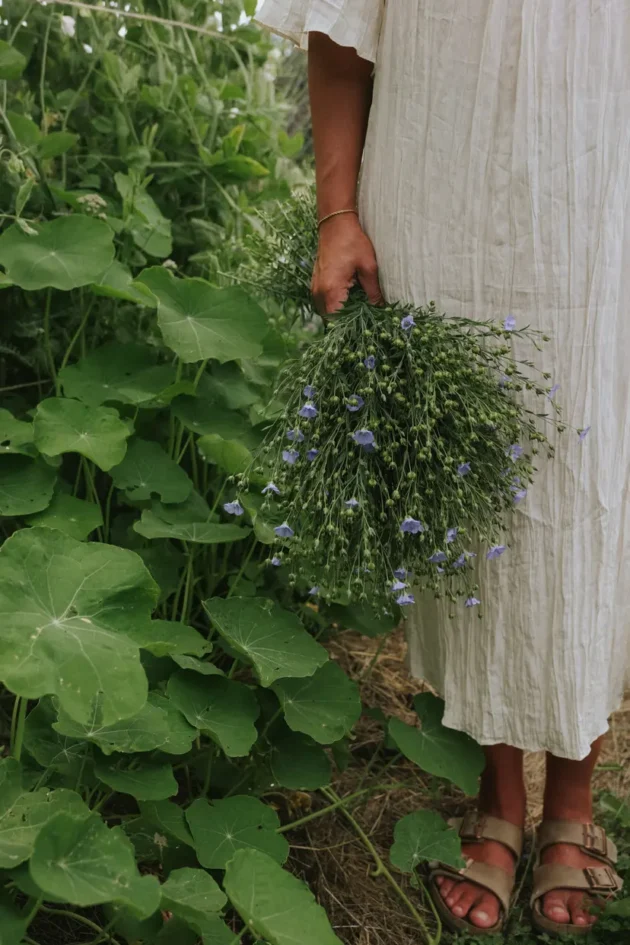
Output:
[43, 288, 56, 383]
[23, 898, 43, 925]
[193, 358, 209, 390]
[39, 908, 120, 944]
[81, 458, 104, 542]
[57, 297, 95, 392]
[11, 695, 28, 762]
[229, 929, 247, 945]
[277, 783, 411, 835]
[227, 537, 258, 599]
[321, 787, 438, 945]
[176, 431, 193, 464]
[180, 543, 196, 624]
[103, 478, 115, 543]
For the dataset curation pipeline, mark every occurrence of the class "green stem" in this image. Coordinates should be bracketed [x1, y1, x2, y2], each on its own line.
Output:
[81, 459, 104, 541]
[358, 633, 390, 681]
[229, 929, 247, 945]
[11, 696, 28, 761]
[227, 538, 257, 598]
[39, 13, 52, 133]
[193, 359, 209, 390]
[43, 288, 56, 383]
[39, 908, 120, 944]
[180, 545, 196, 624]
[103, 479, 115, 543]
[58, 298, 94, 388]
[23, 897, 43, 925]
[277, 783, 410, 835]
[321, 787, 437, 945]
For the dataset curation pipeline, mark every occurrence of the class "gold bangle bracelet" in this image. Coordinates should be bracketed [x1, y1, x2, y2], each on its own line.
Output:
[317, 208, 359, 227]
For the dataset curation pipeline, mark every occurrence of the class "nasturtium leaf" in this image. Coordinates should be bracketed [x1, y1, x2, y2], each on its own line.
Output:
[204, 362, 262, 410]
[136, 267, 268, 364]
[110, 438, 192, 503]
[0, 40, 27, 79]
[59, 342, 177, 408]
[0, 408, 34, 455]
[115, 172, 172, 258]
[23, 699, 85, 773]
[149, 491, 212, 524]
[0, 216, 115, 290]
[137, 544, 184, 600]
[390, 810, 464, 873]
[26, 493, 103, 540]
[161, 867, 227, 922]
[138, 800, 195, 848]
[0, 528, 157, 725]
[326, 601, 399, 638]
[272, 662, 361, 745]
[30, 812, 161, 914]
[0, 760, 89, 868]
[33, 398, 131, 470]
[0, 455, 56, 515]
[134, 509, 249, 545]
[167, 671, 259, 757]
[91, 260, 157, 305]
[197, 434, 253, 476]
[147, 692, 198, 755]
[37, 131, 79, 159]
[171, 395, 259, 446]
[94, 760, 178, 801]
[605, 898, 630, 917]
[195, 915, 235, 945]
[270, 734, 332, 790]
[0, 888, 29, 944]
[224, 849, 343, 945]
[171, 654, 223, 675]
[128, 619, 210, 658]
[54, 696, 172, 755]
[388, 693, 485, 796]
[186, 796, 288, 870]
[203, 597, 328, 686]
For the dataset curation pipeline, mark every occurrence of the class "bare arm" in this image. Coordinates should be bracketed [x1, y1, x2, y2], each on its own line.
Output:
[308, 33, 383, 315]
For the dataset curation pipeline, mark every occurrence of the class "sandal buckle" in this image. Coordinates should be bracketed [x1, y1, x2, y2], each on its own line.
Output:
[460, 811, 486, 841]
[582, 824, 608, 857]
[584, 866, 617, 890]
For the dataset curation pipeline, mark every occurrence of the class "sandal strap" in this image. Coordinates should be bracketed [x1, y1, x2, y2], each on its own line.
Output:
[536, 821, 618, 865]
[430, 861, 515, 914]
[531, 863, 624, 906]
[454, 810, 524, 859]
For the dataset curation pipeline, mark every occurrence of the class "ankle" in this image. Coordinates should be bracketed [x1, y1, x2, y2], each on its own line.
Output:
[543, 784, 592, 823]
[479, 770, 526, 826]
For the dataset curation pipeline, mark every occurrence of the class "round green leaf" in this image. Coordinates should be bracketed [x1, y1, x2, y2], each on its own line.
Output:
[270, 734, 332, 790]
[325, 601, 399, 638]
[0, 528, 157, 725]
[37, 132, 79, 160]
[110, 437, 192, 503]
[115, 173, 172, 258]
[0, 455, 56, 515]
[203, 597, 328, 687]
[272, 662, 361, 745]
[387, 693, 485, 796]
[137, 800, 194, 848]
[171, 654, 223, 675]
[204, 363, 262, 410]
[186, 796, 288, 870]
[95, 760, 178, 801]
[26, 493, 103, 540]
[23, 699, 85, 774]
[171, 395, 258, 446]
[0, 40, 27, 79]
[33, 398, 131, 470]
[30, 812, 161, 913]
[224, 849, 343, 945]
[136, 267, 268, 364]
[161, 867, 227, 921]
[129, 619, 211, 658]
[54, 698, 170, 756]
[91, 260, 157, 306]
[166, 671, 259, 758]
[0, 408, 34, 456]
[197, 434, 253, 476]
[134, 509, 249, 544]
[390, 810, 464, 873]
[0, 216, 115, 290]
[59, 343, 177, 407]
[147, 692, 198, 755]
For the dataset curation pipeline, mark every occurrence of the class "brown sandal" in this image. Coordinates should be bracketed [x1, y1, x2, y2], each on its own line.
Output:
[531, 821, 623, 937]
[428, 811, 523, 935]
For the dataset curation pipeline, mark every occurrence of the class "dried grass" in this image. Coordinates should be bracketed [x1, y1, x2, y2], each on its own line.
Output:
[287, 629, 630, 945]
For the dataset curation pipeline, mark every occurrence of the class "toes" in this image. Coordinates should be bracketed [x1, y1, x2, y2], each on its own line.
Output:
[450, 885, 482, 919]
[568, 893, 595, 928]
[439, 878, 456, 901]
[469, 892, 500, 929]
[445, 881, 466, 909]
[542, 892, 571, 925]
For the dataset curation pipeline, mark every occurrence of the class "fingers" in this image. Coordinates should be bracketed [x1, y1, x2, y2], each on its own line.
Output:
[356, 257, 384, 305]
[312, 280, 351, 318]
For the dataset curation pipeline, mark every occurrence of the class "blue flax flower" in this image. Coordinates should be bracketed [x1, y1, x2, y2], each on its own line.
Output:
[282, 449, 299, 465]
[299, 402, 318, 419]
[486, 545, 507, 560]
[394, 568, 409, 580]
[453, 553, 467, 568]
[400, 517, 424, 534]
[391, 580, 408, 592]
[353, 429, 375, 448]
[303, 385, 316, 398]
[579, 426, 591, 442]
[271, 556, 282, 566]
[504, 315, 516, 331]
[508, 443, 524, 462]
[465, 597, 481, 607]
[364, 355, 376, 370]
[346, 394, 364, 412]
[287, 429, 304, 442]
[308, 586, 319, 596]
[457, 462, 471, 477]
[446, 527, 458, 543]
[396, 592, 416, 606]
[274, 522, 294, 538]
[400, 314, 415, 330]
[223, 500, 244, 516]
[428, 551, 447, 564]
[262, 481, 280, 495]
[548, 384, 560, 400]
[513, 488, 527, 503]
[306, 448, 319, 461]
[345, 498, 359, 508]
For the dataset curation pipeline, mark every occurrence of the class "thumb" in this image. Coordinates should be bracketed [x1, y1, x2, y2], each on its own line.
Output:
[356, 257, 384, 305]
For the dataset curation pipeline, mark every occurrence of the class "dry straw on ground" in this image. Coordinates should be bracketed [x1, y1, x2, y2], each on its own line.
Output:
[286, 629, 630, 945]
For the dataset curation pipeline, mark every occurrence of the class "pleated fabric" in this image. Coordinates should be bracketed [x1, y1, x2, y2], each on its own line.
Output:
[255, 0, 384, 63]
[257, 0, 630, 760]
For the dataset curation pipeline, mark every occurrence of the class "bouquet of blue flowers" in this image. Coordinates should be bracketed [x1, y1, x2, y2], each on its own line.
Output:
[236, 194, 562, 615]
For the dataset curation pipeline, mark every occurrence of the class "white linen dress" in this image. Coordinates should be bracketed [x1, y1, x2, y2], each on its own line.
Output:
[256, 0, 630, 761]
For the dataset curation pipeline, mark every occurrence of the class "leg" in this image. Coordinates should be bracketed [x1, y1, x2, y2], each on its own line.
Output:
[436, 744, 526, 928]
[541, 735, 605, 928]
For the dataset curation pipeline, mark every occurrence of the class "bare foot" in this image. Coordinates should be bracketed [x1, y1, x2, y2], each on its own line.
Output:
[540, 841, 604, 928]
[436, 836, 517, 929]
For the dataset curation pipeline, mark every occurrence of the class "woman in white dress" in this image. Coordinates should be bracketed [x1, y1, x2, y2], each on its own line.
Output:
[256, 0, 629, 936]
